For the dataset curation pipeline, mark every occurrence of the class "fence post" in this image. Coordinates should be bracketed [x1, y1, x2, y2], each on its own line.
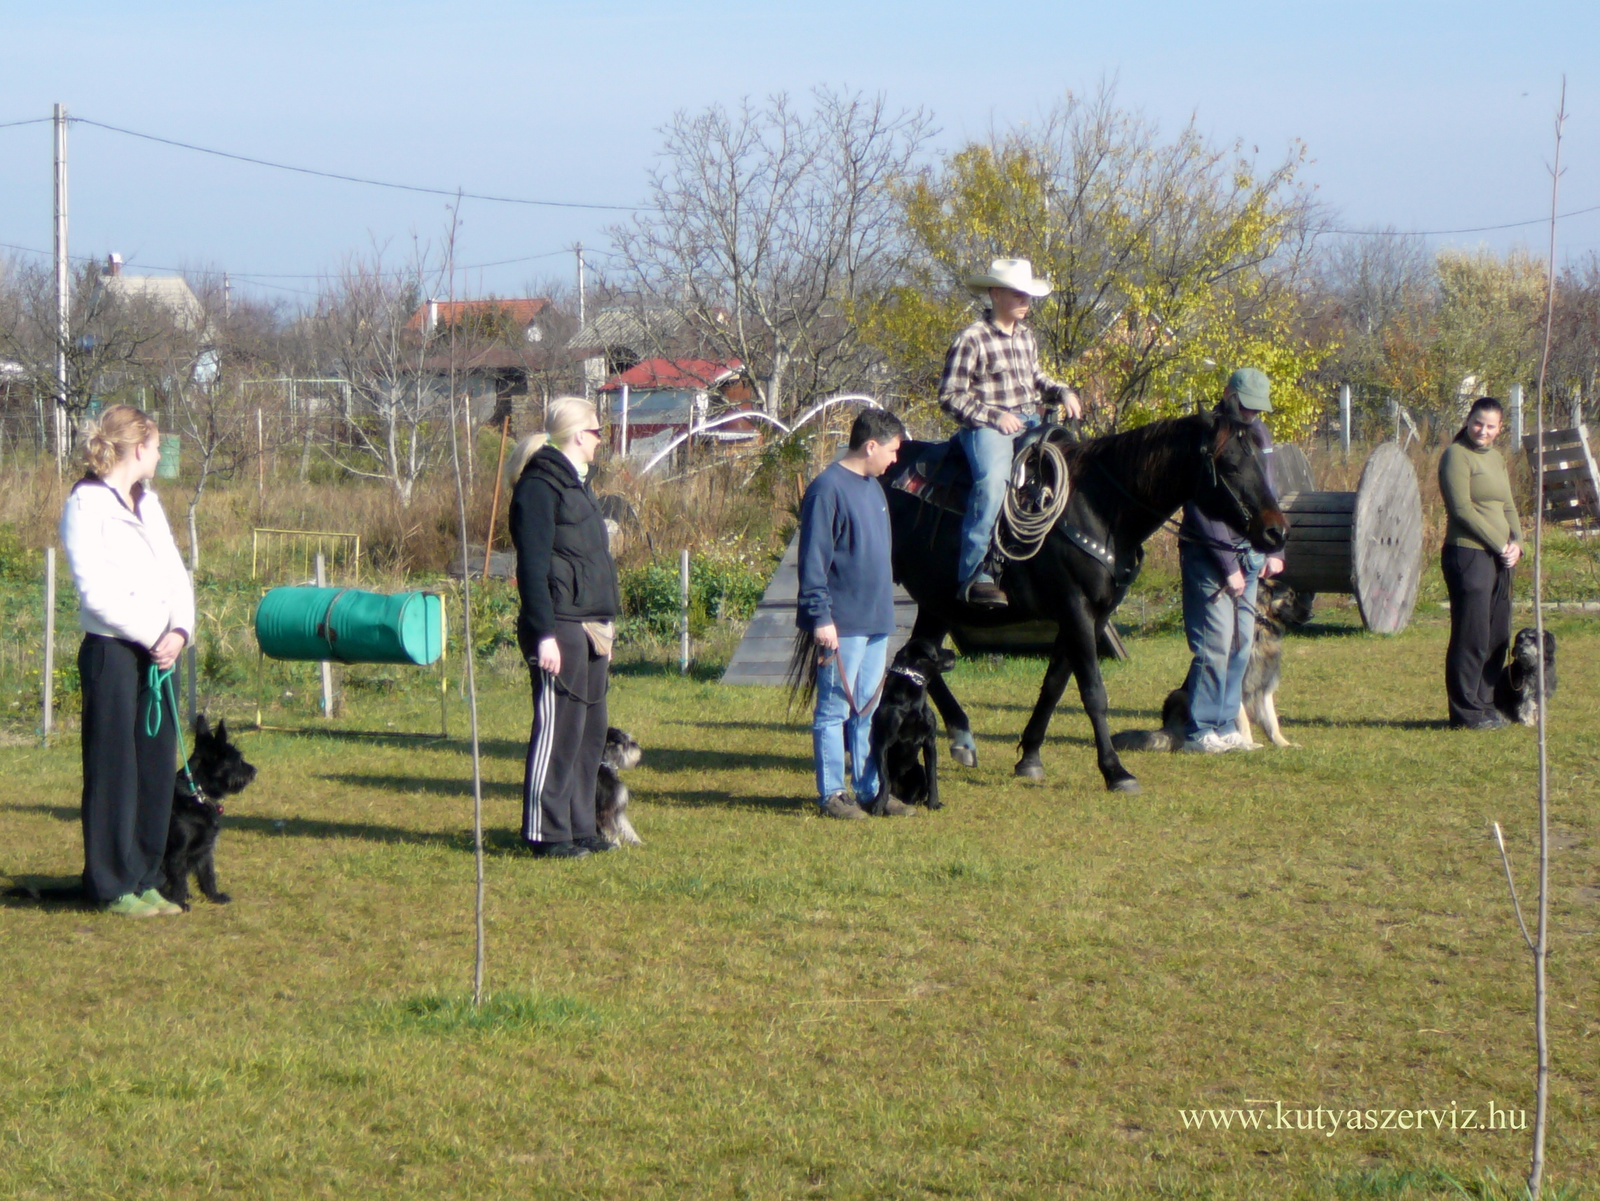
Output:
[1338, 383, 1351, 458]
[679, 548, 691, 675]
[1510, 383, 1524, 447]
[42, 547, 56, 743]
[316, 552, 334, 718]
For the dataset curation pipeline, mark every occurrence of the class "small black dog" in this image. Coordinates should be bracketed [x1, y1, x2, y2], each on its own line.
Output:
[1495, 627, 1558, 727]
[867, 638, 955, 815]
[160, 716, 257, 910]
[595, 726, 642, 846]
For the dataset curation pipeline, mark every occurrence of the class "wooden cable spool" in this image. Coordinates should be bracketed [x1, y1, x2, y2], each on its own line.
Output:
[1276, 442, 1423, 633]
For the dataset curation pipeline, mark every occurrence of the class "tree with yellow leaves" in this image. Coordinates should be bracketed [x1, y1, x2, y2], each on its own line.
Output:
[857, 89, 1331, 436]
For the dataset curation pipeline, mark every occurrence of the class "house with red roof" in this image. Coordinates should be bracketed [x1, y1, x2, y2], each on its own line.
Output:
[598, 357, 757, 462]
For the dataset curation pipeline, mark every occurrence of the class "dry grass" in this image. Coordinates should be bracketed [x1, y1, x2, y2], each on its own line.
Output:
[2, 608, 1596, 1199]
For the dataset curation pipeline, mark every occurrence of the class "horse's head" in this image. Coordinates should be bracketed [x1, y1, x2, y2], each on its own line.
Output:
[1194, 396, 1288, 553]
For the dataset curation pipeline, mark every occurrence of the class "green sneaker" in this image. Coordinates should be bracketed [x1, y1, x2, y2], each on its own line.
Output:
[105, 893, 159, 918]
[137, 889, 184, 916]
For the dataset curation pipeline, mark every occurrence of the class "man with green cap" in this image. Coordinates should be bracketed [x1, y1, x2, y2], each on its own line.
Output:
[1179, 368, 1285, 753]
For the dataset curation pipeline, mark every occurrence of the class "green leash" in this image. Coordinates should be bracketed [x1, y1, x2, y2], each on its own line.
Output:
[145, 662, 206, 801]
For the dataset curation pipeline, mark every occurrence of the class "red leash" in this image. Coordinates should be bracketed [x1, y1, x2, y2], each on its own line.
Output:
[816, 648, 885, 718]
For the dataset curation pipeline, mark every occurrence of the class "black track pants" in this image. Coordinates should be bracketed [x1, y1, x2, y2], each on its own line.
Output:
[78, 635, 177, 902]
[521, 622, 609, 846]
[1441, 544, 1512, 726]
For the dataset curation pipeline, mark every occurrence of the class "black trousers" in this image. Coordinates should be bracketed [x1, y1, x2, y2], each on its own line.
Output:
[78, 635, 177, 902]
[1441, 544, 1513, 727]
[521, 622, 609, 846]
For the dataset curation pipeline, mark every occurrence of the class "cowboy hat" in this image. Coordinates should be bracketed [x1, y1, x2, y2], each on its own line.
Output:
[964, 258, 1053, 299]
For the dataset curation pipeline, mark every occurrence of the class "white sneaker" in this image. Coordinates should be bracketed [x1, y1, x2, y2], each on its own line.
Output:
[1182, 731, 1235, 754]
[1220, 730, 1262, 751]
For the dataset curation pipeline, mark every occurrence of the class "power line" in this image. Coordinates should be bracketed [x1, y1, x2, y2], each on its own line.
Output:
[0, 117, 53, 130]
[71, 116, 647, 212]
[0, 239, 574, 281]
[1310, 204, 1600, 238]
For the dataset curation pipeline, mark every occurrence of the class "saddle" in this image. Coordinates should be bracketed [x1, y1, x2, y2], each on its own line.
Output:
[890, 424, 1076, 517]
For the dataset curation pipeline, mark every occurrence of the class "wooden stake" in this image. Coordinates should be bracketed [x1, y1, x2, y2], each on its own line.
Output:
[316, 552, 334, 719]
[42, 547, 55, 743]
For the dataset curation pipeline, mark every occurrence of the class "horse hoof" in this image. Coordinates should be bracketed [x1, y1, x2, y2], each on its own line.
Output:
[951, 746, 977, 768]
[1108, 776, 1142, 794]
[1014, 757, 1045, 781]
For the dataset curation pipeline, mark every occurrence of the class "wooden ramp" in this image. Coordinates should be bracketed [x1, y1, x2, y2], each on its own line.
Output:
[721, 534, 918, 686]
[1525, 424, 1600, 527]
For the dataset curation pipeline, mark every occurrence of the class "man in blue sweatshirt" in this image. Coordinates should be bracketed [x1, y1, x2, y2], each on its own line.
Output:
[796, 407, 907, 818]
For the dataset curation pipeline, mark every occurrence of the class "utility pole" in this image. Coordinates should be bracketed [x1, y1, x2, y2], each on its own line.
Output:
[53, 103, 69, 470]
[575, 243, 586, 330]
[576, 243, 589, 400]
[223, 272, 232, 321]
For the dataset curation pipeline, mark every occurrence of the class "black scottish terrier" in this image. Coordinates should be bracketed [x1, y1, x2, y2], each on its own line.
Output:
[159, 716, 257, 910]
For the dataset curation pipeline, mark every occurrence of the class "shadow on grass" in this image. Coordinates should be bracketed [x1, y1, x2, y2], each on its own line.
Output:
[1285, 717, 1452, 731]
[646, 787, 805, 814]
[317, 772, 521, 800]
[1, 874, 90, 909]
[611, 659, 729, 683]
[2, 803, 530, 857]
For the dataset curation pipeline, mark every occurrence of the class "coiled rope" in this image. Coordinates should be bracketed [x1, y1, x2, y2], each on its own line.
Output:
[998, 439, 1072, 561]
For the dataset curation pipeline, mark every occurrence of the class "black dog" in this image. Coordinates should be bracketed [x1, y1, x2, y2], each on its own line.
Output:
[867, 638, 955, 815]
[1495, 627, 1558, 727]
[159, 716, 257, 910]
[595, 726, 642, 846]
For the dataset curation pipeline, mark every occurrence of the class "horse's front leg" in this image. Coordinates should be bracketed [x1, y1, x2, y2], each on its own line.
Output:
[1015, 648, 1075, 780]
[1062, 610, 1140, 793]
[913, 615, 977, 767]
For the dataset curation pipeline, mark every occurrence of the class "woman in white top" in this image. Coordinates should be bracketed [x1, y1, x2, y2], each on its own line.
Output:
[59, 405, 195, 917]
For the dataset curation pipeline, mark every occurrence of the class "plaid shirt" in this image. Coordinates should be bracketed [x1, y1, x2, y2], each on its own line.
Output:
[937, 313, 1073, 430]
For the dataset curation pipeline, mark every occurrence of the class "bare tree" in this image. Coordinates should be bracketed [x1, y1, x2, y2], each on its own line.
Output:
[610, 88, 933, 417]
[312, 249, 451, 507]
[0, 255, 172, 431]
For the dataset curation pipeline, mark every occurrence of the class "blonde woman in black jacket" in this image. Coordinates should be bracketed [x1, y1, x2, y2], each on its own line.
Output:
[508, 397, 621, 859]
[59, 406, 193, 916]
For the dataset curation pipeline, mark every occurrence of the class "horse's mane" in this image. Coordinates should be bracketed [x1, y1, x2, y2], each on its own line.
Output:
[1065, 412, 1204, 498]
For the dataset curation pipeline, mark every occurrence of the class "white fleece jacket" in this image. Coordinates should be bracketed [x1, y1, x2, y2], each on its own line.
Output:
[59, 479, 195, 650]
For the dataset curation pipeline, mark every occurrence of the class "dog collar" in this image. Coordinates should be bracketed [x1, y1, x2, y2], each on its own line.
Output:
[891, 665, 927, 686]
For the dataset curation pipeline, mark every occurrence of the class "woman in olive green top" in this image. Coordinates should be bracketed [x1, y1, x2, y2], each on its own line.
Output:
[1438, 396, 1522, 728]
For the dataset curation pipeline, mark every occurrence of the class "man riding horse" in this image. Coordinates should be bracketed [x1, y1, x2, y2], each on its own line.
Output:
[938, 258, 1083, 609]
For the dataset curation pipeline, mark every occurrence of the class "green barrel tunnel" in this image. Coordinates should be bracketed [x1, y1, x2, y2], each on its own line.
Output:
[254, 587, 444, 666]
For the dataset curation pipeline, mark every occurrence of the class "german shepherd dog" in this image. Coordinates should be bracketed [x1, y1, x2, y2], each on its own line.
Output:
[1112, 580, 1308, 751]
[595, 727, 643, 846]
[160, 716, 257, 910]
[6, 715, 255, 909]
[867, 638, 956, 814]
[1495, 627, 1557, 726]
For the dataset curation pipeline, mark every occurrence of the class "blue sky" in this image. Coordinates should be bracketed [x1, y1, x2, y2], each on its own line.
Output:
[1, 0, 1595, 303]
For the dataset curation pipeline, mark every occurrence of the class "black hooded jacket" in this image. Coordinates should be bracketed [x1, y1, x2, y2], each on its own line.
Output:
[510, 444, 620, 646]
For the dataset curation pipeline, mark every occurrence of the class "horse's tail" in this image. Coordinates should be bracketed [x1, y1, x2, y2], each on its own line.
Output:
[785, 628, 820, 712]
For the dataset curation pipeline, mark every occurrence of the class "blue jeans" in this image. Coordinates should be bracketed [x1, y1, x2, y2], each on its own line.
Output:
[956, 415, 1039, 586]
[812, 634, 888, 803]
[1180, 541, 1263, 740]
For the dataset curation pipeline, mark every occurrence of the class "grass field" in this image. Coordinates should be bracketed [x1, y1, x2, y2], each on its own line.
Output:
[2, 608, 1597, 1199]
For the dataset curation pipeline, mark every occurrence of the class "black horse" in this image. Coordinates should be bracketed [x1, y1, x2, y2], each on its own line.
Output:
[885, 394, 1288, 793]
